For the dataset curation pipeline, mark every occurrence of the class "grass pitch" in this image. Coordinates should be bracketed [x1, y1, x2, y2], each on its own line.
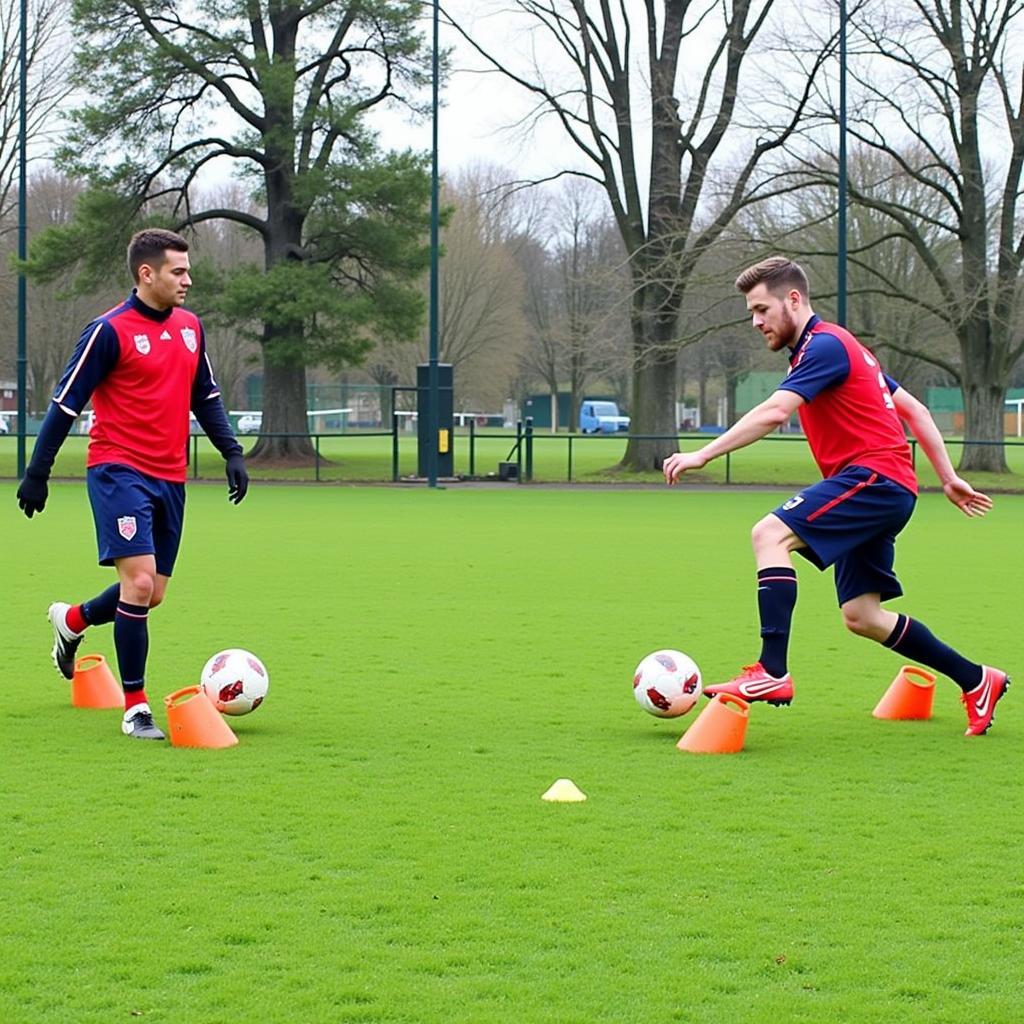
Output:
[2, 482, 1023, 1023]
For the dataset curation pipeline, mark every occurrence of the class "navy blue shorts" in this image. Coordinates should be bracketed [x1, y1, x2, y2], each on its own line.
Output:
[772, 466, 916, 605]
[86, 463, 186, 576]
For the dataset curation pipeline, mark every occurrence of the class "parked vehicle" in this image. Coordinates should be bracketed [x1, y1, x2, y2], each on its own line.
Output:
[237, 413, 262, 433]
[579, 400, 630, 434]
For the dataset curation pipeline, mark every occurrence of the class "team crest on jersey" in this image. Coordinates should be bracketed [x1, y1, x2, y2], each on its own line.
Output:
[133, 334, 151, 355]
[116, 516, 137, 540]
[181, 327, 197, 352]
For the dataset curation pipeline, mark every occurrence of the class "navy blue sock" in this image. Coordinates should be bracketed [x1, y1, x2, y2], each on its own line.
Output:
[114, 601, 149, 693]
[82, 584, 121, 627]
[883, 614, 982, 693]
[757, 567, 798, 677]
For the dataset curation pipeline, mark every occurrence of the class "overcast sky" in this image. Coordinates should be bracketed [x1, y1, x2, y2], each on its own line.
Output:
[372, 0, 835, 198]
[373, 1, 576, 181]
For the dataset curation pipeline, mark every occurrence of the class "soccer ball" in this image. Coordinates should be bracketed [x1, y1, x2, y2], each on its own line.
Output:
[633, 649, 702, 718]
[200, 648, 269, 716]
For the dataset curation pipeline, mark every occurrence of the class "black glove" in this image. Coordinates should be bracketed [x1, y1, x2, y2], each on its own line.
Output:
[17, 468, 49, 518]
[225, 453, 249, 505]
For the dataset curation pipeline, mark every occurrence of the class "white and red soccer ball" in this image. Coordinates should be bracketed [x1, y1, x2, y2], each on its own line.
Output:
[633, 649, 702, 718]
[200, 648, 269, 716]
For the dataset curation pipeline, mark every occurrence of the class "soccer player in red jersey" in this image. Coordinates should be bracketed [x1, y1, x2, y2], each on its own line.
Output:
[16, 229, 249, 740]
[663, 256, 1008, 736]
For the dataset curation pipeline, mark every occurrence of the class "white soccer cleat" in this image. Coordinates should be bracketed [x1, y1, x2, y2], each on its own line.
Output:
[48, 602, 83, 681]
[122, 703, 166, 741]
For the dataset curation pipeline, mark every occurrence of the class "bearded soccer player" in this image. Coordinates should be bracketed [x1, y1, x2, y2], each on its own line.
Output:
[663, 256, 1009, 736]
[16, 229, 249, 740]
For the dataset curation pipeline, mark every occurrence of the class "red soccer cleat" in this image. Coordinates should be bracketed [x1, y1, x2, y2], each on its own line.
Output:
[703, 663, 794, 706]
[961, 666, 1010, 736]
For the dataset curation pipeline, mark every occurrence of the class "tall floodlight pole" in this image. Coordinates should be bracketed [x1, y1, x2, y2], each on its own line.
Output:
[837, 0, 848, 327]
[426, 0, 441, 487]
[16, 0, 28, 476]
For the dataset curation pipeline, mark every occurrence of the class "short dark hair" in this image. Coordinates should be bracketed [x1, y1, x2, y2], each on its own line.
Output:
[127, 229, 189, 282]
[735, 256, 809, 299]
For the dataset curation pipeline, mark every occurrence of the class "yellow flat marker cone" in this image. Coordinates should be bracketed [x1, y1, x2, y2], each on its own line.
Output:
[541, 778, 587, 802]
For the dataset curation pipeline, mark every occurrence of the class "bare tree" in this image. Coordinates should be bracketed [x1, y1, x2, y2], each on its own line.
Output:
[436, 168, 529, 406]
[806, 0, 1024, 470]
[0, 171, 120, 408]
[552, 180, 627, 428]
[449, 0, 828, 468]
[739, 152, 961, 394]
[518, 234, 562, 426]
[363, 167, 536, 414]
[0, 0, 70, 227]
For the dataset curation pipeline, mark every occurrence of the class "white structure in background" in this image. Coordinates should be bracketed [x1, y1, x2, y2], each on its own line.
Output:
[1007, 398, 1024, 437]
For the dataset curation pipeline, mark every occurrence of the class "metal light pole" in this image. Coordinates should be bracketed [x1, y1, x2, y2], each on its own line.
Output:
[426, 0, 441, 487]
[837, 0, 848, 327]
[16, 0, 28, 475]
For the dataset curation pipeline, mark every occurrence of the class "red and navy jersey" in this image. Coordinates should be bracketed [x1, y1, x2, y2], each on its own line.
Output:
[52, 292, 223, 482]
[778, 316, 917, 494]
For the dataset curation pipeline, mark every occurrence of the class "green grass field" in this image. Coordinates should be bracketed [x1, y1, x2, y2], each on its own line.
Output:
[2, 483, 1023, 1023]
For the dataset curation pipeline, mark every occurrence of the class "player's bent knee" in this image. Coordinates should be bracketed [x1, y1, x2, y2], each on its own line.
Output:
[751, 514, 788, 553]
[842, 608, 885, 639]
[121, 572, 156, 606]
[842, 611, 870, 636]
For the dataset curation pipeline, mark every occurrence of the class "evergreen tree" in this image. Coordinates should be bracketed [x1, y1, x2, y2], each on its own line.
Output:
[26, 0, 434, 461]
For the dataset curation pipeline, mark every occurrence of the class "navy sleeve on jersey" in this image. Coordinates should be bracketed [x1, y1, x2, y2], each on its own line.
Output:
[191, 327, 242, 459]
[52, 319, 120, 415]
[883, 373, 899, 394]
[26, 403, 76, 477]
[192, 398, 242, 459]
[190, 325, 222, 406]
[778, 333, 850, 402]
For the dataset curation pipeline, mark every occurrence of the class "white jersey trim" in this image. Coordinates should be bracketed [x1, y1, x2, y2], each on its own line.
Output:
[55, 321, 105, 405]
[56, 402, 80, 417]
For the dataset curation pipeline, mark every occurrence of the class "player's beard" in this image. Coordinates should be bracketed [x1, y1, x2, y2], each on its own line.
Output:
[772, 307, 799, 350]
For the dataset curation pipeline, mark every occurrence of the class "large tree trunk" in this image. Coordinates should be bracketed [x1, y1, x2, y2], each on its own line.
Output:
[247, 99, 317, 464]
[956, 307, 1008, 473]
[619, 278, 681, 470]
[959, 379, 1009, 473]
[620, 312, 678, 469]
[622, 351, 678, 469]
[248, 322, 316, 463]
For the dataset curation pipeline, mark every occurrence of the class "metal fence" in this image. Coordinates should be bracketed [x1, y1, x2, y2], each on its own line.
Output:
[4, 420, 1022, 485]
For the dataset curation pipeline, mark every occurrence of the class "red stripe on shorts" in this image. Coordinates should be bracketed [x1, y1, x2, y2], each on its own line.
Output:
[805, 472, 878, 522]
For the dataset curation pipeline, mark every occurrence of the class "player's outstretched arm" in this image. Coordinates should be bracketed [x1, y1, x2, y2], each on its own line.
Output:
[664, 390, 804, 485]
[891, 388, 992, 517]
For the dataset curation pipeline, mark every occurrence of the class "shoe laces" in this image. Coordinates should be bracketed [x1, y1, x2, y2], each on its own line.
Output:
[738, 663, 766, 679]
[128, 708, 155, 729]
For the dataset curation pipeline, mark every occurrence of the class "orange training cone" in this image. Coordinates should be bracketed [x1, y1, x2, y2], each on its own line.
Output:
[677, 693, 750, 754]
[164, 686, 238, 749]
[872, 665, 936, 720]
[71, 654, 124, 709]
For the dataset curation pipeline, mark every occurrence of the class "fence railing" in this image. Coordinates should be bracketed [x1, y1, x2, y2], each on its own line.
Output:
[3, 422, 1024, 486]
[415, 420, 1024, 485]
